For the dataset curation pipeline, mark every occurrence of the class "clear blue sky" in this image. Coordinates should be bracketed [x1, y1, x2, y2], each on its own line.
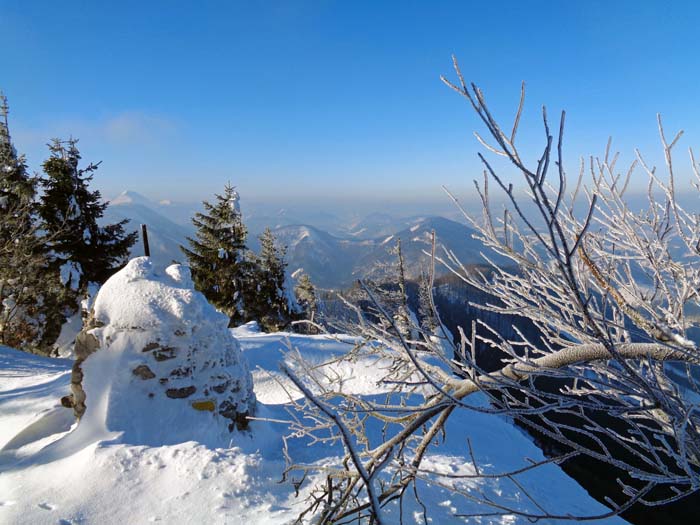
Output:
[1, 0, 699, 206]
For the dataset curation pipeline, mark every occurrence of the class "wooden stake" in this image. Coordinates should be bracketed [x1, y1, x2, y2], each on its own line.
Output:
[141, 224, 150, 257]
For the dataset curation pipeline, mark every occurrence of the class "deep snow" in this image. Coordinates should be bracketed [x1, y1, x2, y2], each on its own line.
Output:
[0, 316, 627, 524]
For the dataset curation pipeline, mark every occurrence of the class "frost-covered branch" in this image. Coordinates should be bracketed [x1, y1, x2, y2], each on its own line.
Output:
[282, 58, 700, 523]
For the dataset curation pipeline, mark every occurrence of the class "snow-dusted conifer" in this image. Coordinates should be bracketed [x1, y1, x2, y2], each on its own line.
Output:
[38, 139, 137, 292]
[181, 183, 249, 326]
[294, 273, 318, 332]
[248, 228, 291, 331]
[0, 95, 66, 353]
[0, 95, 34, 207]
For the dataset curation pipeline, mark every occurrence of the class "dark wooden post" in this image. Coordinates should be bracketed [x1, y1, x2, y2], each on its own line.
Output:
[141, 224, 150, 257]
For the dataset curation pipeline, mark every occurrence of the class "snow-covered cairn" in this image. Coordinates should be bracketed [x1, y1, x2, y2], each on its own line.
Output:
[66, 257, 255, 438]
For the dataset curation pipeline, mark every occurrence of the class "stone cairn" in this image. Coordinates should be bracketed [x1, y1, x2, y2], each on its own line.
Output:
[61, 258, 256, 432]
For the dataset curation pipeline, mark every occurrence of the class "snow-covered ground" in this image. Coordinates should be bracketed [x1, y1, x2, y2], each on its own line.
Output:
[0, 332, 627, 524]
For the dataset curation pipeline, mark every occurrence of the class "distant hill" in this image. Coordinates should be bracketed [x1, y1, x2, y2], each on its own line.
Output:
[342, 212, 414, 240]
[248, 224, 373, 288]
[353, 215, 496, 281]
[102, 191, 194, 268]
[253, 216, 502, 289]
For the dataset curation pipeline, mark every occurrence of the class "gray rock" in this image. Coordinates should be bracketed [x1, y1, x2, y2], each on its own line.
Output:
[133, 364, 156, 380]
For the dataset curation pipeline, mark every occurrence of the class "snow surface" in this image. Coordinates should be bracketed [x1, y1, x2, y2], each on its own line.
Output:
[59, 262, 81, 290]
[53, 310, 83, 358]
[0, 321, 627, 524]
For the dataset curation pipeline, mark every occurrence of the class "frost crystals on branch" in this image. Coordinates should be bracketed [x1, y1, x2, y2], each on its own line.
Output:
[280, 58, 700, 523]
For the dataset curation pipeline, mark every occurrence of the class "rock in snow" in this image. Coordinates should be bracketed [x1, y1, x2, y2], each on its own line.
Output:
[68, 257, 255, 441]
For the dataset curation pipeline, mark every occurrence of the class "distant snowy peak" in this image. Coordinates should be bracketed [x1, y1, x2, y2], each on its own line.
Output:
[274, 225, 331, 249]
[110, 190, 155, 207]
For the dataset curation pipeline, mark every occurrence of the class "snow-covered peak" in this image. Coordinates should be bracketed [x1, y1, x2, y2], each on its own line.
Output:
[110, 190, 154, 207]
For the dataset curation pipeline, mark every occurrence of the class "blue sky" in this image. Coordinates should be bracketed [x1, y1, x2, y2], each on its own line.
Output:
[1, 0, 699, 208]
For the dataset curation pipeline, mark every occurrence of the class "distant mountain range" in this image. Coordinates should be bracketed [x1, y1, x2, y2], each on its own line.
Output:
[250, 216, 498, 288]
[105, 191, 499, 288]
[102, 191, 194, 267]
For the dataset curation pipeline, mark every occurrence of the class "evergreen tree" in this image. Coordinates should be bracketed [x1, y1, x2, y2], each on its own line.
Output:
[38, 139, 137, 292]
[181, 184, 249, 326]
[0, 95, 67, 353]
[0, 96, 34, 207]
[294, 273, 318, 333]
[248, 228, 291, 331]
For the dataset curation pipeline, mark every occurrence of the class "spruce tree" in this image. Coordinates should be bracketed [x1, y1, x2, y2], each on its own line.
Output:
[181, 184, 249, 326]
[249, 228, 291, 331]
[38, 139, 137, 292]
[0, 96, 34, 207]
[0, 95, 67, 353]
[294, 273, 318, 332]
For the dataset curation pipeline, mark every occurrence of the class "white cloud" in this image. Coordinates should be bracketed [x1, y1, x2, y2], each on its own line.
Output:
[11, 111, 180, 156]
[102, 112, 178, 145]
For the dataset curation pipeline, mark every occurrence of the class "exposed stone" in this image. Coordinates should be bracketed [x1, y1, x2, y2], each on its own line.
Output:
[82, 310, 104, 330]
[132, 364, 156, 380]
[169, 366, 191, 378]
[212, 380, 230, 394]
[234, 412, 249, 431]
[74, 331, 100, 360]
[165, 385, 196, 399]
[60, 395, 74, 408]
[70, 360, 87, 419]
[219, 400, 250, 430]
[153, 346, 177, 361]
[70, 366, 83, 384]
[142, 341, 160, 352]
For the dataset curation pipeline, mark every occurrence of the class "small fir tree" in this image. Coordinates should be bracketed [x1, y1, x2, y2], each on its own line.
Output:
[248, 228, 291, 331]
[38, 139, 137, 292]
[294, 273, 318, 333]
[181, 184, 249, 326]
